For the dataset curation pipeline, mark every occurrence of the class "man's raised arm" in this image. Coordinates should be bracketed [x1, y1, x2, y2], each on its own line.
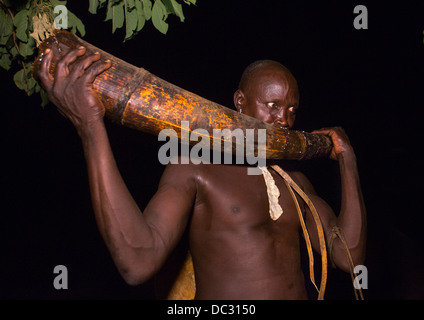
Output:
[298, 127, 367, 273]
[38, 47, 196, 285]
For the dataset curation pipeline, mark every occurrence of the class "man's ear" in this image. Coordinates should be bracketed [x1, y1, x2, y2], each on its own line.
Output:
[233, 89, 245, 112]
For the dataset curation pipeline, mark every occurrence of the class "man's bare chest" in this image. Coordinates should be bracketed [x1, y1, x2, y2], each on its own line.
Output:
[192, 165, 303, 231]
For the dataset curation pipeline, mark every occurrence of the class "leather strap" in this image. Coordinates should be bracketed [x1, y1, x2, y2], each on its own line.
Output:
[270, 165, 328, 300]
[329, 226, 364, 300]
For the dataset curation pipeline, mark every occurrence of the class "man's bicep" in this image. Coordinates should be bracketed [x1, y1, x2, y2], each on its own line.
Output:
[302, 193, 337, 258]
[292, 172, 337, 249]
[143, 164, 197, 258]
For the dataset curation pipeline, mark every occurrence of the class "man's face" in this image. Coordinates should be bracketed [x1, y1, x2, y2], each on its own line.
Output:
[235, 65, 299, 129]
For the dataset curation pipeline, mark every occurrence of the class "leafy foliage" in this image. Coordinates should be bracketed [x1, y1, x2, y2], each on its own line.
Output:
[0, 0, 196, 106]
[89, 0, 196, 40]
[0, 0, 86, 106]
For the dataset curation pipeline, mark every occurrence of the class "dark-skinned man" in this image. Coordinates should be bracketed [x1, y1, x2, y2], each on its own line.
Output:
[39, 47, 366, 300]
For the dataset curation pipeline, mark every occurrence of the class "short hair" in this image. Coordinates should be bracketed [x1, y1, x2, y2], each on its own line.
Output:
[238, 60, 288, 92]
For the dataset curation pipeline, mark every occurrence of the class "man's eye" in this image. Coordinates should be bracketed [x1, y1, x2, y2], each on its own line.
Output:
[267, 102, 277, 109]
[289, 106, 296, 113]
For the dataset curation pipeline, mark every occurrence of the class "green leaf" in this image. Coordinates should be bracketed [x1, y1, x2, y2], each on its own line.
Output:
[135, 0, 145, 32]
[0, 12, 14, 37]
[0, 53, 12, 70]
[51, 0, 67, 7]
[13, 62, 38, 95]
[125, 7, 138, 40]
[0, 34, 11, 46]
[25, 77, 37, 95]
[142, 0, 152, 20]
[18, 42, 33, 58]
[126, 0, 136, 10]
[152, 0, 168, 34]
[75, 15, 86, 36]
[0, 9, 7, 36]
[162, 0, 174, 14]
[105, 0, 113, 21]
[112, 2, 125, 33]
[68, 11, 86, 36]
[183, 0, 196, 5]
[34, 81, 40, 93]
[13, 69, 26, 90]
[169, 0, 184, 22]
[14, 9, 29, 42]
[9, 45, 18, 58]
[160, 0, 185, 22]
[89, 0, 99, 14]
[98, 0, 108, 7]
[19, 40, 34, 57]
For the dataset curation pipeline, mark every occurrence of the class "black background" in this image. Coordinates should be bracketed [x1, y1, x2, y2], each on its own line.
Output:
[1, 0, 423, 300]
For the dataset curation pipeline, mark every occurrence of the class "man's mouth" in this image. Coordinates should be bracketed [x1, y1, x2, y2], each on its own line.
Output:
[273, 122, 288, 130]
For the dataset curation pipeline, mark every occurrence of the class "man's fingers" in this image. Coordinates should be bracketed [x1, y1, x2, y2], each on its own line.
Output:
[312, 128, 331, 135]
[38, 49, 54, 89]
[54, 46, 86, 80]
[312, 127, 344, 134]
[82, 58, 112, 85]
[69, 52, 101, 80]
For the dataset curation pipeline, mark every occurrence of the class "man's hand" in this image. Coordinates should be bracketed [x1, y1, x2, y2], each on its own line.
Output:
[312, 127, 354, 160]
[38, 46, 111, 136]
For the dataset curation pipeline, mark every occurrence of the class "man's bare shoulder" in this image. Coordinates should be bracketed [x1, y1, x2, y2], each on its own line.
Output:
[283, 168, 317, 196]
[160, 156, 199, 184]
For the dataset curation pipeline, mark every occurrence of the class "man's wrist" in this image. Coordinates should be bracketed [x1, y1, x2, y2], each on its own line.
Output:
[77, 118, 106, 141]
[337, 147, 357, 166]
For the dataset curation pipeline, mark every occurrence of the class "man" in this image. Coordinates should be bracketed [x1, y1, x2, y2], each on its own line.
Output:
[39, 47, 366, 299]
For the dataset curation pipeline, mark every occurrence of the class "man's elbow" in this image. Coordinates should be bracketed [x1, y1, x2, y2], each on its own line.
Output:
[121, 271, 147, 286]
[117, 258, 158, 286]
[332, 244, 366, 273]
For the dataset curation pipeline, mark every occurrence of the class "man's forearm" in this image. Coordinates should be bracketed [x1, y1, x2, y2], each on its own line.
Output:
[336, 150, 367, 264]
[78, 120, 158, 283]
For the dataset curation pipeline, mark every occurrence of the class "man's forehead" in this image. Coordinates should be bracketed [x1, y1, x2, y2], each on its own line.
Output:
[254, 70, 298, 96]
[262, 82, 289, 96]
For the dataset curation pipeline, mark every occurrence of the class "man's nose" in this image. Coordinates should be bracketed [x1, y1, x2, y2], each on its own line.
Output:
[273, 108, 289, 128]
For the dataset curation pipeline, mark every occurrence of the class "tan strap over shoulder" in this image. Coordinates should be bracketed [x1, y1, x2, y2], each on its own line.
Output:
[270, 165, 328, 300]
